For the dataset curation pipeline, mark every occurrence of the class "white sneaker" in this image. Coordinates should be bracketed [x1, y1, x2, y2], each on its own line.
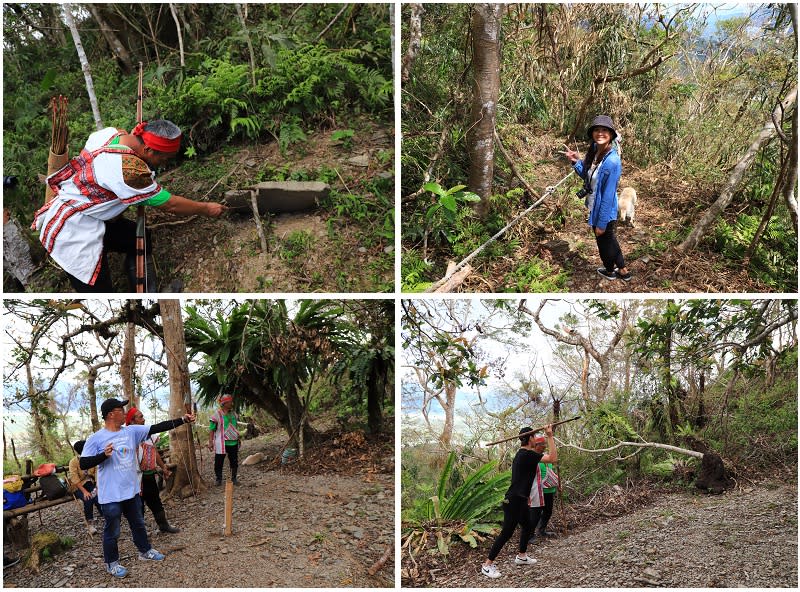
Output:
[515, 554, 537, 565]
[482, 563, 501, 578]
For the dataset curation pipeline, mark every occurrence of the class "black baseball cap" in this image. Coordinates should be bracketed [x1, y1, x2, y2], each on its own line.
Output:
[100, 398, 129, 419]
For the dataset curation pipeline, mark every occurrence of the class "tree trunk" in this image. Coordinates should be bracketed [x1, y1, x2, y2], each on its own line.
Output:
[677, 86, 798, 253]
[235, 4, 257, 87]
[26, 364, 51, 459]
[87, 368, 100, 432]
[87, 5, 133, 74]
[782, 98, 798, 230]
[664, 318, 679, 435]
[467, 4, 502, 219]
[159, 299, 204, 498]
[367, 354, 388, 434]
[437, 382, 457, 450]
[169, 3, 185, 68]
[120, 316, 136, 406]
[402, 4, 424, 83]
[61, 3, 103, 131]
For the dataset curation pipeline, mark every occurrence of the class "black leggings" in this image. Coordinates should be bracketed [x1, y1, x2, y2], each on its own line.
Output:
[530, 491, 554, 534]
[67, 217, 154, 292]
[214, 442, 239, 481]
[487, 496, 532, 560]
[594, 220, 625, 272]
[139, 472, 164, 517]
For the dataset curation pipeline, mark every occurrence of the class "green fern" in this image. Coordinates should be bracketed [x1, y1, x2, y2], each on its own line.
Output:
[278, 117, 307, 153]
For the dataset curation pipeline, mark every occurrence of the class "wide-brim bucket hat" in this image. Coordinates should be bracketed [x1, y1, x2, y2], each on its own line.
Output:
[587, 115, 618, 140]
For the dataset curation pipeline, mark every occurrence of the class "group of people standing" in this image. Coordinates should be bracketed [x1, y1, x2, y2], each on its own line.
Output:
[482, 424, 559, 579]
[66, 394, 239, 578]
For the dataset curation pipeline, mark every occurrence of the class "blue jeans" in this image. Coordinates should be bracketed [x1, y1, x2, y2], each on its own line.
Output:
[100, 496, 151, 564]
[73, 484, 102, 521]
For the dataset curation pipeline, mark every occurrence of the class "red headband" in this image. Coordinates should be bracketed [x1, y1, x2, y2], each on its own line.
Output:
[219, 395, 233, 405]
[533, 435, 546, 444]
[125, 407, 139, 425]
[132, 121, 181, 153]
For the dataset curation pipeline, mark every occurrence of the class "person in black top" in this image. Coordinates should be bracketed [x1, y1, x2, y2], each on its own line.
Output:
[481, 423, 557, 579]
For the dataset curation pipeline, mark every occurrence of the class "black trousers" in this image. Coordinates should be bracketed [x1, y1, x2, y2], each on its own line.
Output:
[594, 220, 625, 272]
[530, 491, 555, 535]
[487, 495, 532, 560]
[67, 217, 154, 292]
[139, 472, 164, 518]
[214, 442, 239, 481]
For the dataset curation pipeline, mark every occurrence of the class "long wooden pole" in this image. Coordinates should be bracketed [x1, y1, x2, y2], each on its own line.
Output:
[135, 61, 146, 293]
[484, 416, 581, 447]
[224, 479, 234, 536]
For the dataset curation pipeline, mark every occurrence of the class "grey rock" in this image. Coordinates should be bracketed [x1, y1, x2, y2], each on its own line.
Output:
[347, 154, 370, 167]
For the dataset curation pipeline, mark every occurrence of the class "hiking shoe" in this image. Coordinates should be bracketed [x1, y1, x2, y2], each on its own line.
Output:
[106, 561, 128, 578]
[88, 523, 97, 535]
[617, 271, 632, 282]
[481, 563, 501, 578]
[515, 555, 537, 565]
[138, 548, 165, 561]
[215, 478, 222, 486]
[232, 477, 240, 486]
[597, 267, 617, 280]
[536, 529, 556, 538]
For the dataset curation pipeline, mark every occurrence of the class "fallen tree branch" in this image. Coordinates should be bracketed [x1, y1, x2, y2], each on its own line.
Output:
[431, 260, 472, 293]
[250, 191, 269, 253]
[493, 128, 543, 199]
[368, 543, 393, 576]
[554, 437, 704, 459]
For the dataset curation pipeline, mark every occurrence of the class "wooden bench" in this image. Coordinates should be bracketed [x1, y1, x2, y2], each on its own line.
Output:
[3, 464, 74, 550]
[4, 461, 179, 550]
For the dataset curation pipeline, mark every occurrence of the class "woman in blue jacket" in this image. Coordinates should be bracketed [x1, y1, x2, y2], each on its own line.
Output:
[564, 115, 632, 281]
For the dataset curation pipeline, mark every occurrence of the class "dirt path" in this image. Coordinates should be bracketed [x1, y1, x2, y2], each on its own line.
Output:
[404, 481, 797, 588]
[4, 437, 394, 588]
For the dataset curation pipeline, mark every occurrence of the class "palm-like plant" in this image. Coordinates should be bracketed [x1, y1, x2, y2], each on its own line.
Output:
[405, 451, 510, 554]
[185, 300, 359, 444]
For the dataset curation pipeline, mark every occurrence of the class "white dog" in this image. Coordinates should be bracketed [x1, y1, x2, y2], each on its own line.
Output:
[618, 187, 637, 227]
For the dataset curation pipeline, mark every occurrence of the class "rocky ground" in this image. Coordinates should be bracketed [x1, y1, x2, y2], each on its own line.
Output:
[3, 432, 395, 588]
[402, 479, 797, 588]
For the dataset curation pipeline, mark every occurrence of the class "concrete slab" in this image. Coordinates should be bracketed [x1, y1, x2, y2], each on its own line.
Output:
[224, 181, 329, 214]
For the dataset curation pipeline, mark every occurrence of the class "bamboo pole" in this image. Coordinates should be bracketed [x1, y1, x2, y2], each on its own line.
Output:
[484, 416, 581, 446]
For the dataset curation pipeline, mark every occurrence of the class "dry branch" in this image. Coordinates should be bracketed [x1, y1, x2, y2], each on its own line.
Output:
[431, 261, 472, 292]
[250, 192, 269, 253]
[677, 86, 798, 253]
[368, 543, 393, 575]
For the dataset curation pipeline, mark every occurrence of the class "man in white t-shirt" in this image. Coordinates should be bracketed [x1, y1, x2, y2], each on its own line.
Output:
[80, 397, 195, 578]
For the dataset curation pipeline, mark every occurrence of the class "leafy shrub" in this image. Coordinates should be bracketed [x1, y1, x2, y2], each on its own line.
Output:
[255, 43, 391, 124]
[503, 259, 568, 292]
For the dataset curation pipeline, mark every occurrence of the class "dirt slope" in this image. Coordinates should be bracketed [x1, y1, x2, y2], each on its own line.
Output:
[403, 480, 797, 588]
[442, 132, 774, 293]
[3, 434, 394, 588]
